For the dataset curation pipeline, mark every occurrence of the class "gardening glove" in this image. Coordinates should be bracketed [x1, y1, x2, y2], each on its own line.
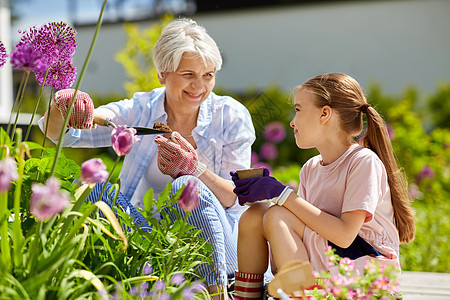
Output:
[54, 88, 94, 129]
[231, 172, 293, 206]
[154, 131, 206, 179]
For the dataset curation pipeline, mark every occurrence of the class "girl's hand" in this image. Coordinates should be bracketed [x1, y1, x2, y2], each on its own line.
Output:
[155, 131, 206, 179]
[231, 173, 293, 206]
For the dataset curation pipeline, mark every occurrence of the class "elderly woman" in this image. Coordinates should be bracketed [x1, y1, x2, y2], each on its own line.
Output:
[40, 18, 255, 299]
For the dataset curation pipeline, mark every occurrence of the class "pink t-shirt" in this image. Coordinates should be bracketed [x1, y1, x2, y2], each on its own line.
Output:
[298, 144, 400, 274]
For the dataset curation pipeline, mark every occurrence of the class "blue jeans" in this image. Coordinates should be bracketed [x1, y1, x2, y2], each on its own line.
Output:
[86, 175, 240, 286]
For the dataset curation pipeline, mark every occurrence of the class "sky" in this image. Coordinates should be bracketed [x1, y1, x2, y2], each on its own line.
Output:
[12, 0, 104, 38]
[11, 0, 188, 41]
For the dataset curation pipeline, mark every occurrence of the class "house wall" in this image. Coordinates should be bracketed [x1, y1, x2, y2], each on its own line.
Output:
[73, 0, 450, 98]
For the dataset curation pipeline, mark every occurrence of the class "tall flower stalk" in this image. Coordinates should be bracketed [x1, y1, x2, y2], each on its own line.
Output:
[50, 0, 108, 177]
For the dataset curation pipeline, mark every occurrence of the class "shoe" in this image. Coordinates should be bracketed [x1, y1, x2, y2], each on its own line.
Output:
[267, 260, 315, 298]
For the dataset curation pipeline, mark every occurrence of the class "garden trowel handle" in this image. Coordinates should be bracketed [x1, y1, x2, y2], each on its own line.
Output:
[93, 114, 117, 128]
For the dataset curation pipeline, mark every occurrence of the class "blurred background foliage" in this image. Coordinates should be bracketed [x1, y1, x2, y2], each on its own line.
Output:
[22, 17, 449, 273]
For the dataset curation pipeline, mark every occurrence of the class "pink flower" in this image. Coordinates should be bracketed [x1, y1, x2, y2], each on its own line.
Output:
[178, 178, 199, 212]
[259, 142, 278, 160]
[416, 165, 435, 183]
[81, 158, 109, 184]
[339, 257, 355, 273]
[111, 125, 140, 156]
[386, 123, 395, 140]
[30, 177, 70, 221]
[264, 121, 286, 143]
[252, 162, 272, 175]
[250, 151, 259, 165]
[408, 183, 423, 200]
[0, 157, 18, 193]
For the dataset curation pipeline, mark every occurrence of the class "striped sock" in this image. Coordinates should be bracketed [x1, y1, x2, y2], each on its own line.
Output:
[234, 271, 264, 300]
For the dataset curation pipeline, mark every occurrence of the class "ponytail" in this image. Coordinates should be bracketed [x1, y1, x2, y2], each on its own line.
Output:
[360, 106, 415, 243]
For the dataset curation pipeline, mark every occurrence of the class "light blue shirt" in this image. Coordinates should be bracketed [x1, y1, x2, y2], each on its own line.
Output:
[40, 87, 256, 202]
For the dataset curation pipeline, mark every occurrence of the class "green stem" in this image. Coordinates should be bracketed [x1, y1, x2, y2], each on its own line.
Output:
[11, 72, 30, 141]
[25, 70, 48, 141]
[97, 155, 121, 204]
[40, 89, 54, 155]
[165, 212, 189, 277]
[6, 72, 26, 136]
[0, 192, 10, 272]
[49, 0, 108, 177]
[12, 130, 25, 271]
[25, 221, 42, 275]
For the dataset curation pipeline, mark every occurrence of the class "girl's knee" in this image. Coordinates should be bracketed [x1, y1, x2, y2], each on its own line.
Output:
[238, 203, 269, 233]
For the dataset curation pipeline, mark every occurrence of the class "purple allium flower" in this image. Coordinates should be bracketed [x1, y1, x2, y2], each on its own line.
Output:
[111, 126, 140, 156]
[10, 44, 48, 73]
[182, 288, 195, 300]
[30, 177, 70, 221]
[153, 280, 165, 291]
[386, 123, 395, 140]
[171, 273, 185, 285]
[143, 262, 153, 275]
[190, 281, 206, 293]
[0, 41, 7, 67]
[259, 142, 278, 160]
[129, 286, 138, 295]
[264, 121, 286, 143]
[0, 157, 18, 193]
[37, 21, 77, 63]
[139, 281, 149, 291]
[158, 293, 170, 300]
[36, 60, 76, 89]
[178, 178, 199, 212]
[416, 165, 435, 183]
[252, 162, 272, 175]
[250, 151, 259, 165]
[81, 158, 109, 184]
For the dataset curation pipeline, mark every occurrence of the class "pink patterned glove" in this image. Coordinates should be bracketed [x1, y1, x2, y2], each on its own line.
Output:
[154, 132, 206, 179]
[54, 89, 94, 129]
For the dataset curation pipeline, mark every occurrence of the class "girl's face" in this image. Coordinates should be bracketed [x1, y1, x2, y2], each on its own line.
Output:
[159, 52, 216, 109]
[290, 88, 324, 149]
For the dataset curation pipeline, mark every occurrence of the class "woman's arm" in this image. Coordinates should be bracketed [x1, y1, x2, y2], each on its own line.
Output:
[198, 169, 237, 208]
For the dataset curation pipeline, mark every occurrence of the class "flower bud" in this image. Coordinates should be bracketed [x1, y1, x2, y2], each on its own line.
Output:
[81, 158, 109, 184]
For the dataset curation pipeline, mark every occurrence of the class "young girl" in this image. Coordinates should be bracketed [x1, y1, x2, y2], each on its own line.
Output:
[231, 73, 415, 299]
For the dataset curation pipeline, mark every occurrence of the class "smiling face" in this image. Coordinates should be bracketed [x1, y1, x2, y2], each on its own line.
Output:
[159, 52, 216, 109]
[290, 87, 324, 149]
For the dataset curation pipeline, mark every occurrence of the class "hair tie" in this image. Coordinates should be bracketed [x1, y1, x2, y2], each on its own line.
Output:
[360, 103, 371, 114]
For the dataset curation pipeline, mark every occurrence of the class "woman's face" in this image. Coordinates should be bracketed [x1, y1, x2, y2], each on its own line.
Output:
[160, 52, 216, 109]
[290, 88, 324, 149]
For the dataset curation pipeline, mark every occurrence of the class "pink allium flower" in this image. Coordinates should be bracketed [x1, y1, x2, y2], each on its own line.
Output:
[0, 157, 18, 193]
[252, 162, 272, 175]
[178, 178, 200, 212]
[0, 41, 7, 67]
[111, 125, 140, 156]
[386, 123, 395, 140]
[259, 142, 278, 160]
[250, 151, 259, 165]
[30, 177, 70, 221]
[264, 121, 286, 143]
[81, 158, 109, 184]
[408, 183, 423, 200]
[416, 165, 435, 183]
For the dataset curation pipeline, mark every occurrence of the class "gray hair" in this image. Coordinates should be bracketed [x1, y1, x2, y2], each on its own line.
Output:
[153, 18, 222, 75]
